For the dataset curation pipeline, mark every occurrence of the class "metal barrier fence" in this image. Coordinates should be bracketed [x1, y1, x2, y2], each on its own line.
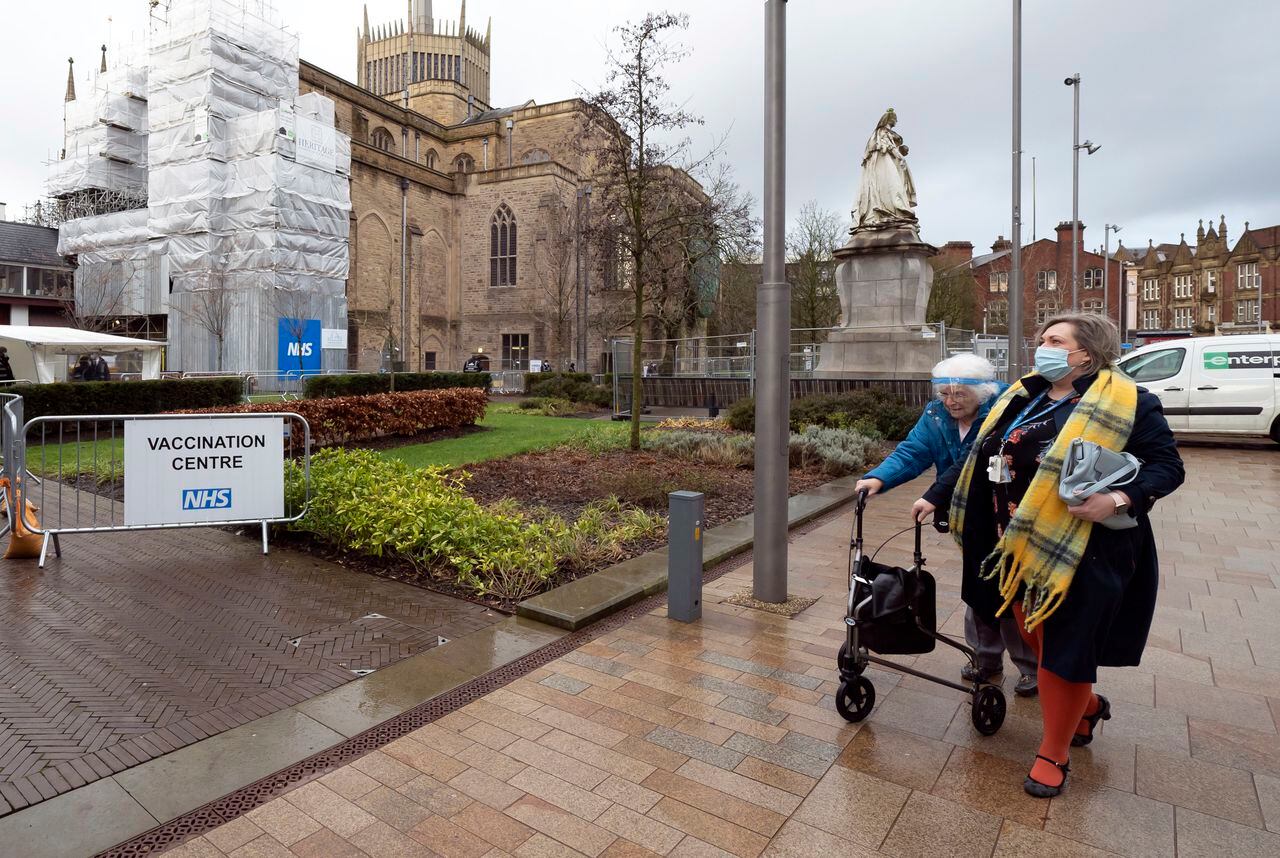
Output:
[12, 409, 311, 567]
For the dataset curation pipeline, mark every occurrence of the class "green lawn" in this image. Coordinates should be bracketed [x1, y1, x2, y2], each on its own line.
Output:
[25, 436, 125, 482]
[382, 410, 629, 469]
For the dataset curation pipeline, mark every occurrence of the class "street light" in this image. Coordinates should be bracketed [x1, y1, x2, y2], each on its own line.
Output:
[1104, 224, 1121, 323]
[1065, 74, 1100, 311]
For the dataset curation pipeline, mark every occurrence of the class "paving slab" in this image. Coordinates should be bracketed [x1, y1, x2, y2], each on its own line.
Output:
[0, 777, 156, 858]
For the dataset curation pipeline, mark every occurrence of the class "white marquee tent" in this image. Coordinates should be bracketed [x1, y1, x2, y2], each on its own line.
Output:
[0, 326, 165, 383]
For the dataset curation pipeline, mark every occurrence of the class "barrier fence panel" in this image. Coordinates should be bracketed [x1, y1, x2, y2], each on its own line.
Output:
[15, 410, 311, 567]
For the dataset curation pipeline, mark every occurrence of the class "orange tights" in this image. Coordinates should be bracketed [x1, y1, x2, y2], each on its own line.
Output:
[1011, 603, 1100, 788]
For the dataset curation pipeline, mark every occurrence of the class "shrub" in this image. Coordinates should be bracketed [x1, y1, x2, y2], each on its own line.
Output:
[518, 397, 580, 416]
[19, 377, 244, 421]
[654, 417, 733, 432]
[303, 372, 490, 399]
[646, 430, 755, 469]
[596, 468, 720, 509]
[177, 387, 487, 447]
[284, 449, 664, 601]
[527, 375, 611, 409]
[788, 426, 882, 476]
[725, 391, 916, 440]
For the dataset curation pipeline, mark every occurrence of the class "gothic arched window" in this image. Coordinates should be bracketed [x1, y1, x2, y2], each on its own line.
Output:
[425, 148, 438, 170]
[370, 127, 395, 152]
[454, 153, 475, 174]
[490, 204, 517, 288]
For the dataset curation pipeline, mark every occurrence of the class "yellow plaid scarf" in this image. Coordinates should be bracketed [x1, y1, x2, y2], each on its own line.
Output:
[949, 368, 1138, 630]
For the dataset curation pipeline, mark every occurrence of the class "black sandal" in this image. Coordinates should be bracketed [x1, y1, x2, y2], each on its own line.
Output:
[1023, 754, 1070, 798]
[1071, 693, 1112, 747]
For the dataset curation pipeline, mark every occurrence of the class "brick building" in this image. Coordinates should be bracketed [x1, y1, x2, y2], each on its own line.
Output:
[938, 221, 1124, 340]
[1130, 216, 1277, 336]
[0, 218, 74, 327]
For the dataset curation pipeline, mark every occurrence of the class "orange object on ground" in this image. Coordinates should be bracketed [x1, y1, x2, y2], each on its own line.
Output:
[0, 477, 43, 560]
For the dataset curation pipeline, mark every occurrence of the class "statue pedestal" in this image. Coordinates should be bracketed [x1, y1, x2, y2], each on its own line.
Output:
[815, 226, 940, 379]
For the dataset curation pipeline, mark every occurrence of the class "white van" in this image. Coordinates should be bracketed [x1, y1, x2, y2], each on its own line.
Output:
[1117, 334, 1280, 442]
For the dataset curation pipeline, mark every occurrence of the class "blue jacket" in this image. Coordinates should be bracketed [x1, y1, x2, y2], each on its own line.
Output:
[863, 384, 1006, 493]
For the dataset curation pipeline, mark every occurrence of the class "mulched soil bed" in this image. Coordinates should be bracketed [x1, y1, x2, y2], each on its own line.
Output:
[458, 447, 832, 529]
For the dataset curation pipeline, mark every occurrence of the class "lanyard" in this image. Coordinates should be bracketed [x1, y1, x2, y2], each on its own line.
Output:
[1001, 391, 1074, 443]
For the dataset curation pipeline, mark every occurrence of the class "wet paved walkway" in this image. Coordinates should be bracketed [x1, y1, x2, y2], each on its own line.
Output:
[0, 518, 499, 818]
[163, 445, 1280, 858]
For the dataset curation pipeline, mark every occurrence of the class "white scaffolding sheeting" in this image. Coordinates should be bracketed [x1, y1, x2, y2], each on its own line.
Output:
[47, 59, 149, 197]
[53, 0, 352, 373]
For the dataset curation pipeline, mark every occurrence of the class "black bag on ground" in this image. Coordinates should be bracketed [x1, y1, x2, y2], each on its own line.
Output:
[852, 557, 937, 655]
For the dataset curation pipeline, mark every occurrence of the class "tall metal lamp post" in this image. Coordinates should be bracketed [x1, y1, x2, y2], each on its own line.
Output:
[755, 0, 789, 604]
[1009, 0, 1024, 381]
[1103, 223, 1121, 321]
[1064, 73, 1099, 311]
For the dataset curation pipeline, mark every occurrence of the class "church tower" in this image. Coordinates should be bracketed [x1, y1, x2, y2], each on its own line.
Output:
[357, 0, 492, 126]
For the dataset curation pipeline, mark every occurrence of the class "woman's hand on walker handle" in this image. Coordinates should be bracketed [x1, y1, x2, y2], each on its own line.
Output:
[855, 478, 884, 497]
[1068, 491, 1131, 523]
[911, 498, 936, 523]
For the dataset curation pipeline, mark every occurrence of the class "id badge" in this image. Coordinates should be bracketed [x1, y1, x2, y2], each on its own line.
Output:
[987, 454, 1011, 484]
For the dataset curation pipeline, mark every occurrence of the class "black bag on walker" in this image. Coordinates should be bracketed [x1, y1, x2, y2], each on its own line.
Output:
[852, 557, 937, 655]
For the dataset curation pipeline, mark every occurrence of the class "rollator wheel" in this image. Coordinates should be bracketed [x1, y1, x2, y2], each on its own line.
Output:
[835, 676, 875, 723]
[971, 684, 1006, 736]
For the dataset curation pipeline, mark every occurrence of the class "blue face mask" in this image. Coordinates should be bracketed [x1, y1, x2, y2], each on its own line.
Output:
[1034, 346, 1085, 381]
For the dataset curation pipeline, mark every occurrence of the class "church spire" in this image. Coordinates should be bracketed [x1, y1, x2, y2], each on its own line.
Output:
[459, 0, 466, 35]
[485, 15, 491, 45]
[362, 4, 370, 39]
[65, 57, 76, 102]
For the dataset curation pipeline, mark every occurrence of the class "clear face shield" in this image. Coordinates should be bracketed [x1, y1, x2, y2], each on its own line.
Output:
[932, 376, 986, 420]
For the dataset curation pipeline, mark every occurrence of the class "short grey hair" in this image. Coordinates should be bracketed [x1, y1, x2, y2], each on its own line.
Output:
[931, 353, 1000, 402]
[1038, 312, 1120, 372]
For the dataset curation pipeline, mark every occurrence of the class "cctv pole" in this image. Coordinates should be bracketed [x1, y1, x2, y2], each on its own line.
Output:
[1008, 0, 1025, 380]
[755, 0, 788, 604]
[1103, 224, 1110, 320]
[1070, 73, 1081, 311]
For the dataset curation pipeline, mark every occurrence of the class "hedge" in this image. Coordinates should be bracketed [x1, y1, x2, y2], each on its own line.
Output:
[177, 387, 488, 447]
[303, 371, 491, 399]
[17, 378, 244, 422]
[726, 390, 919, 441]
[525, 373, 611, 408]
[522, 372, 592, 395]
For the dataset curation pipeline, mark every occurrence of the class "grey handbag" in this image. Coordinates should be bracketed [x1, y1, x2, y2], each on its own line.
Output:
[1058, 438, 1141, 530]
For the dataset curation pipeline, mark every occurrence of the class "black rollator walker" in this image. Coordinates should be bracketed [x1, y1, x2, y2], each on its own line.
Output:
[835, 490, 1007, 735]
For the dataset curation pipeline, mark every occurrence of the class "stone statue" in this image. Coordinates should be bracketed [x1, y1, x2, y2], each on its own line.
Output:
[853, 108, 918, 232]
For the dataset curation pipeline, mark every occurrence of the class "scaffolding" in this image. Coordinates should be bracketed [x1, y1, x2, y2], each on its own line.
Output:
[52, 0, 352, 374]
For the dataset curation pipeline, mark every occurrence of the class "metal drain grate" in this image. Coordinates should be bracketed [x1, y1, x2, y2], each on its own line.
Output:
[94, 503, 850, 857]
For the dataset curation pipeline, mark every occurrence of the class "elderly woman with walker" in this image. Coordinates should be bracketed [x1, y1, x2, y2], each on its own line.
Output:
[912, 313, 1184, 797]
[856, 353, 1039, 697]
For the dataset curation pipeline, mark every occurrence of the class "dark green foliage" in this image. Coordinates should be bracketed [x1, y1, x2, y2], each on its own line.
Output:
[725, 391, 917, 441]
[526, 374, 612, 409]
[19, 378, 244, 421]
[522, 372, 592, 395]
[303, 372, 490, 399]
[926, 266, 979, 331]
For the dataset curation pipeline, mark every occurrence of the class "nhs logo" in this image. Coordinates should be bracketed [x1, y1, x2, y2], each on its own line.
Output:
[182, 488, 232, 510]
[287, 342, 314, 358]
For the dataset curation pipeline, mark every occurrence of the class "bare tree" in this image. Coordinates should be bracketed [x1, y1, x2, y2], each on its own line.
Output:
[64, 257, 135, 332]
[787, 201, 843, 341]
[532, 195, 579, 368]
[271, 287, 318, 383]
[178, 273, 236, 371]
[707, 251, 759, 337]
[580, 13, 755, 449]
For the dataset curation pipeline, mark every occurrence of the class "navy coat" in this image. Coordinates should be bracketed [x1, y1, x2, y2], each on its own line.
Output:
[924, 372, 1186, 683]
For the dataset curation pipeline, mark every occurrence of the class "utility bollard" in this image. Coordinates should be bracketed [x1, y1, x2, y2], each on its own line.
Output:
[668, 491, 704, 622]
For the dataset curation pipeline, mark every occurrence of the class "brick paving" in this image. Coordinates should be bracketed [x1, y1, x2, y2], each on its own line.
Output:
[0, 518, 498, 818]
[157, 446, 1280, 855]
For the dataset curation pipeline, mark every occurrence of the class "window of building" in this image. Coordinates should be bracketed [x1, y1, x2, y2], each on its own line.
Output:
[423, 351, 436, 371]
[1237, 299, 1259, 323]
[455, 54, 463, 82]
[1237, 262, 1260, 290]
[1206, 303, 1217, 324]
[988, 271, 1008, 293]
[1142, 309, 1160, 330]
[1205, 269, 1218, 293]
[521, 148, 551, 165]
[502, 333, 529, 370]
[1173, 273, 1194, 299]
[1083, 268, 1102, 289]
[490, 203, 518, 287]
[0, 265, 22, 295]
[424, 149, 438, 169]
[365, 61, 372, 89]
[370, 127, 395, 152]
[1142, 277, 1160, 302]
[454, 153, 475, 174]
[1083, 299, 1103, 314]
[1173, 306, 1194, 329]
[1036, 270, 1057, 291]
[986, 299, 1008, 329]
[1035, 299, 1058, 324]
[1120, 347, 1185, 383]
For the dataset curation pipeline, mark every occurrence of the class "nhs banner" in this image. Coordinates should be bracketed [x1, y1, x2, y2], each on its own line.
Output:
[123, 417, 285, 526]
[278, 318, 322, 375]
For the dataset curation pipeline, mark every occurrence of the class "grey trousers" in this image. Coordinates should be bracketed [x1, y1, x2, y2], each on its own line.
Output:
[964, 606, 1038, 677]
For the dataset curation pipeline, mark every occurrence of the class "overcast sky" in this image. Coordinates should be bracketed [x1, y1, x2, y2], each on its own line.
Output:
[5, 0, 1278, 255]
